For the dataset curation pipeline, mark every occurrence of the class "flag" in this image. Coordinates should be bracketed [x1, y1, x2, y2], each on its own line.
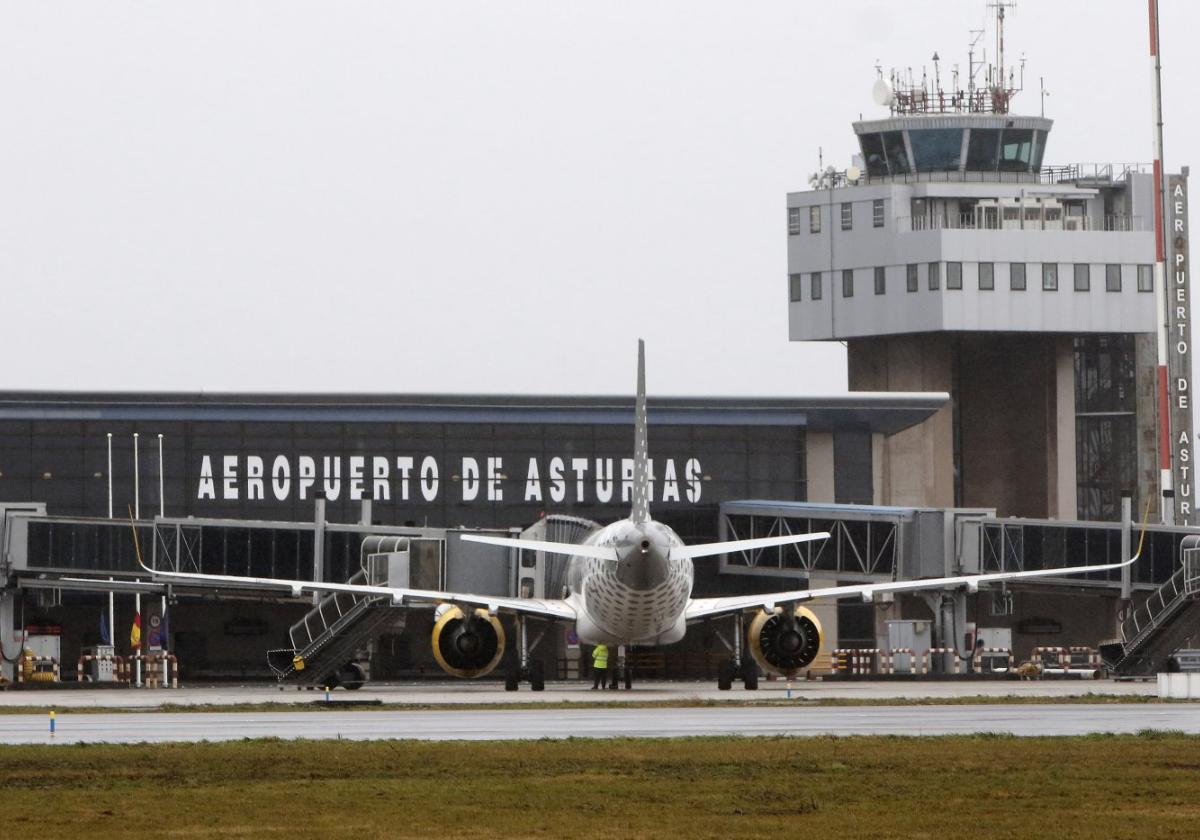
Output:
[130, 612, 141, 649]
[100, 613, 111, 646]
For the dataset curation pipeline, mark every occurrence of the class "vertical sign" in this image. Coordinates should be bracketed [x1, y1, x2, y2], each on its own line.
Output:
[1168, 174, 1195, 523]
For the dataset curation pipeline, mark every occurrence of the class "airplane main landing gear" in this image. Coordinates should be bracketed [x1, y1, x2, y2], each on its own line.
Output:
[504, 615, 548, 692]
[715, 615, 758, 691]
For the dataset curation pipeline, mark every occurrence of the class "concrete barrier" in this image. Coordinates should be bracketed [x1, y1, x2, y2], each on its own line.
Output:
[1158, 672, 1200, 699]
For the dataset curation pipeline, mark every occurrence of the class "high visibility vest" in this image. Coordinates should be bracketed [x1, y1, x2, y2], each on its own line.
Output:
[592, 645, 609, 668]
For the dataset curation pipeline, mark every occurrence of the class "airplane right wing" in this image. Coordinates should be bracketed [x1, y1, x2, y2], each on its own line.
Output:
[685, 543, 1143, 622]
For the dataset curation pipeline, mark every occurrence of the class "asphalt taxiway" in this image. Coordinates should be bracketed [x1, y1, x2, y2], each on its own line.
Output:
[0, 677, 1158, 709]
[1, 703, 1197, 744]
[0, 679, 1192, 744]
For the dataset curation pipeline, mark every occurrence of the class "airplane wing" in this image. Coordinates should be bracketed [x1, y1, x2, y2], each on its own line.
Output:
[684, 552, 1141, 623]
[126, 564, 576, 622]
[670, 531, 831, 561]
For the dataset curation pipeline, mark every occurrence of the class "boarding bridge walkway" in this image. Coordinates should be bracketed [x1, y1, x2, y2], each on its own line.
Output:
[1100, 544, 1200, 675]
[266, 541, 409, 688]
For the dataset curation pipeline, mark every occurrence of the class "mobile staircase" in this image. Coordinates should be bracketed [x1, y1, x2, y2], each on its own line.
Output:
[267, 537, 409, 689]
[1100, 540, 1200, 676]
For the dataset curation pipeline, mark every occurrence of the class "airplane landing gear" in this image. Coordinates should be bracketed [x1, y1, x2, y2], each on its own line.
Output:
[608, 645, 633, 689]
[715, 615, 758, 690]
[505, 615, 548, 692]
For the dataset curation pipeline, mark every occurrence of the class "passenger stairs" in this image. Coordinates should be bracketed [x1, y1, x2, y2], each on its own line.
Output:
[267, 540, 409, 688]
[1100, 545, 1200, 675]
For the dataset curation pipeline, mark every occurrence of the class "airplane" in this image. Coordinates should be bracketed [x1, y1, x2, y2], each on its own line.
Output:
[129, 340, 1145, 691]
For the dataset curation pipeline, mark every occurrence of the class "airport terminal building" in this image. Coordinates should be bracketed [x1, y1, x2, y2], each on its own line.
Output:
[0, 389, 949, 682]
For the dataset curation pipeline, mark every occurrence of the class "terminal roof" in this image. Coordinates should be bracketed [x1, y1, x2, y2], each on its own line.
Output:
[0, 391, 948, 435]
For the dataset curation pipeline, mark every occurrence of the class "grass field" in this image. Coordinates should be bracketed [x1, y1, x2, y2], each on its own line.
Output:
[1, 734, 1198, 838]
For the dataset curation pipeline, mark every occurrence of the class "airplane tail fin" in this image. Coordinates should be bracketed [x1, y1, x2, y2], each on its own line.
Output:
[631, 339, 651, 524]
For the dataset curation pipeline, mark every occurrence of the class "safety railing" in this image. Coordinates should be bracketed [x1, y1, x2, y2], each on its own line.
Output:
[899, 214, 1145, 233]
[1118, 555, 1200, 650]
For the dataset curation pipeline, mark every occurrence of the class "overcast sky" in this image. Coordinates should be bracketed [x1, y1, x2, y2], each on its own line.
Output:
[1, 1, 1196, 396]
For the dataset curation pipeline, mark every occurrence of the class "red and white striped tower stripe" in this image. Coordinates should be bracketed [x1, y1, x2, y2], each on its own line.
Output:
[1150, 0, 1174, 523]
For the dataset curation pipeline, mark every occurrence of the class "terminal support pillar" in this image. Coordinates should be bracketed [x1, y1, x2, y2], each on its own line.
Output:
[0, 589, 15, 684]
[312, 497, 326, 605]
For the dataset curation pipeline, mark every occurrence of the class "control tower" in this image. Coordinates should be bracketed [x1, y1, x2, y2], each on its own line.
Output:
[786, 6, 1174, 521]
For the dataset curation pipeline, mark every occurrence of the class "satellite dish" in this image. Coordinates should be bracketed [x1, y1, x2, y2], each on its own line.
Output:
[872, 78, 894, 107]
[846, 165, 862, 183]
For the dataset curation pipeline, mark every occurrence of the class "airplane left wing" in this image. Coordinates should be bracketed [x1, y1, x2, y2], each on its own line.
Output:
[126, 565, 576, 622]
[684, 552, 1140, 623]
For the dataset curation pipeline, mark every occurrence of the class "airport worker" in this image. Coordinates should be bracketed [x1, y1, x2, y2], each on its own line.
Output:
[591, 644, 609, 689]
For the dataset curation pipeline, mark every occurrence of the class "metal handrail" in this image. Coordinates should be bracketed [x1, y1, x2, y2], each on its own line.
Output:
[1120, 563, 1189, 648]
[899, 214, 1145, 233]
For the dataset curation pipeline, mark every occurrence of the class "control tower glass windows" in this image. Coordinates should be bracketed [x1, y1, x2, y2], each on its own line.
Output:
[1074, 264, 1091, 292]
[789, 274, 803, 302]
[841, 202, 853, 230]
[1138, 264, 1153, 292]
[998, 129, 1034, 173]
[872, 199, 885, 228]
[882, 131, 911, 175]
[860, 133, 888, 177]
[946, 262, 962, 290]
[811, 272, 823, 301]
[809, 206, 821, 233]
[1042, 263, 1059, 292]
[966, 128, 1000, 171]
[979, 262, 994, 290]
[1106, 264, 1122, 292]
[909, 128, 963, 173]
[906, 263, 918, 293]
[842, 269, 854, 297]
[788, 207, 801, 235]
[874, 266, 886, 295]
[1010, 263, 1026, 291]
[928, 262, 940, 291]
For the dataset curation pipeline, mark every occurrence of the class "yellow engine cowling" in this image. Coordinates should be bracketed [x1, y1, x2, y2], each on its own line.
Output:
[747, 606, 824, 678]
[431, 605, 506, 679]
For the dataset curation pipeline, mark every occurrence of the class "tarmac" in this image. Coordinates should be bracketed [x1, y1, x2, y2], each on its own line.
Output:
[1, 702, 1198, 745]
[0, 676, 1160, 709]
[0, 678, 1191, 744]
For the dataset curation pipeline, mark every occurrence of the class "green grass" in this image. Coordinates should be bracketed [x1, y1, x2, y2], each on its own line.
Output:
[0, 692, 1179, 715]
[1, 734, 1198, 838]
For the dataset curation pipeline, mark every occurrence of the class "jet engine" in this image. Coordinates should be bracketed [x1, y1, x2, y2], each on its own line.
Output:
[430, 604, 506, 678]
[747, 606, 823, 677]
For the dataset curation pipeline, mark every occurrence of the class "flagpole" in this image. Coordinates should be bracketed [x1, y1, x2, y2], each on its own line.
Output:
[133, 432, 142, 687]
[107, 432, 114, 653]
[158, 433, 167, 662]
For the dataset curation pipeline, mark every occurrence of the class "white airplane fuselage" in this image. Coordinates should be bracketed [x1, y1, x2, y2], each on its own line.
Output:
[564, 518, 694, 646]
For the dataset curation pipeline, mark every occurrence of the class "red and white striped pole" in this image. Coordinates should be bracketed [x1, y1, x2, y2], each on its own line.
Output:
[1150, 0, 1174, 524]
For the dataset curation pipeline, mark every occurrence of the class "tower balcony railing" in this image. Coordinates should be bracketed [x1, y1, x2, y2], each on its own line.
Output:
[897, 213, 1146, 234]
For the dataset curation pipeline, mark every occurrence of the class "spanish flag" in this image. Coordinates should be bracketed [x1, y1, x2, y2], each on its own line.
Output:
[130, 612, 142, 649]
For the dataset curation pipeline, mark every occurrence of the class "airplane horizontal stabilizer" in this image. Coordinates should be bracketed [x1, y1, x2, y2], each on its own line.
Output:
[671, 531, 830, 561]
[460, 533, 619, 561]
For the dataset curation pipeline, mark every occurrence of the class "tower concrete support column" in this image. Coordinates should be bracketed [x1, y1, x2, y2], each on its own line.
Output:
[848, 335, 955, 508]
[805, 432, 835, 503]
[1051, 336, 1078, 519]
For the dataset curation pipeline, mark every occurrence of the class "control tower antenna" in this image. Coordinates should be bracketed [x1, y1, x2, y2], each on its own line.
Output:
[966, 26, 985, 97]
[988, 1, 1017, 111]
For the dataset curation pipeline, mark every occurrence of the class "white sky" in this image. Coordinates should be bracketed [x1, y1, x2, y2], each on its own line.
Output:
[1, 1, 1196, 395]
